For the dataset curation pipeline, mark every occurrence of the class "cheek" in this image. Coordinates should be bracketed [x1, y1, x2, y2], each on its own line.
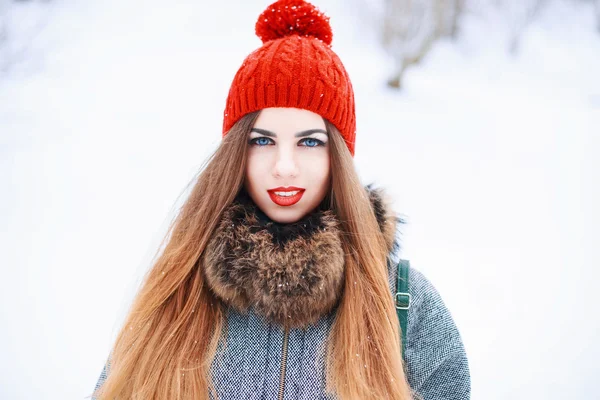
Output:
[245, 153, 268, 187]
[301, 151, 330, 186]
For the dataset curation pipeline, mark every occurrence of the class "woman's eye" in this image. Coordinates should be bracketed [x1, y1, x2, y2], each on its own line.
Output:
[300, 138, 325, 147]
[250, 137, 273, 146]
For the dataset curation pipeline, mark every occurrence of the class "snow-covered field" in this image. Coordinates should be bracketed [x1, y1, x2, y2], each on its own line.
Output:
[1, 0, 598, 399]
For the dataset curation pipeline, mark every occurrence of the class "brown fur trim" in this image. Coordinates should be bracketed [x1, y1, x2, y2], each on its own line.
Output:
[202, 186, 399, 329]
[366, 184, 400, 254]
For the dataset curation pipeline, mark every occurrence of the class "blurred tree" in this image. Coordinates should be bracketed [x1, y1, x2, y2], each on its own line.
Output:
[594, 0, 600, 32]
[0, 0, 8, 70]
[381, 0, 462, 89]
[438, 0, 464, 38]
[0, 0, 51, 73]
[571, 0, 600, 33]
[495, 0, 549, 54]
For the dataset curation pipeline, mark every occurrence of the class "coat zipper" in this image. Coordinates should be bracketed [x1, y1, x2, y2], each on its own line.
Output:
[278, 328, 290, 400]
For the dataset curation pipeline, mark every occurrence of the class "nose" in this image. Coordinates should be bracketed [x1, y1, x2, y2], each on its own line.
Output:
[273, 147, 299, 179]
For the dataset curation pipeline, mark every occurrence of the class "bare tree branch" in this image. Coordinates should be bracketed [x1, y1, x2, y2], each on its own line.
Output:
[381, 0, 462, 89]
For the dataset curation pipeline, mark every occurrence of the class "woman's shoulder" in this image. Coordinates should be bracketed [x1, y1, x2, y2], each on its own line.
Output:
[403, 265, 465, 351]
[407, 266, 455, 318]
[388, 259, 471, 399]
[387, 258, 463, 336]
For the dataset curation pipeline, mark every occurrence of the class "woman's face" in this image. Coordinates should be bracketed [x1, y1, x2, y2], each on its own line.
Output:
[245, 107, 331, 224]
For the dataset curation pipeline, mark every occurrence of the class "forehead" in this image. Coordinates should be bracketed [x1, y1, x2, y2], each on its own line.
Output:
[253, 108, 326, 133]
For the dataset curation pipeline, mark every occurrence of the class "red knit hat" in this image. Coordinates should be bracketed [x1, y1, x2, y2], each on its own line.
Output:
[222, 0, 357, 155]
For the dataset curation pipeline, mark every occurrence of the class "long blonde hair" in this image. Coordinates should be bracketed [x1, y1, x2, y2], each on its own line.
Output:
[93, 112, 412, 399]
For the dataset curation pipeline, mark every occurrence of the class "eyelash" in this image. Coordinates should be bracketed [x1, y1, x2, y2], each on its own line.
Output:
[248, 137, 326, 147]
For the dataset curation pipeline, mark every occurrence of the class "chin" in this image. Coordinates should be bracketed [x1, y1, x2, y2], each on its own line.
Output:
[265, 208, 307, 224]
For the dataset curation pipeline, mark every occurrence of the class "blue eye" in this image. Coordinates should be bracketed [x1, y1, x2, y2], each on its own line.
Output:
[300, 138, 325, 147]
[250, 137, 273, 146]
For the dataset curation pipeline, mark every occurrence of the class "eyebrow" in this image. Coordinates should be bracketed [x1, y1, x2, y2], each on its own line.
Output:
[250, 128, 328, 138]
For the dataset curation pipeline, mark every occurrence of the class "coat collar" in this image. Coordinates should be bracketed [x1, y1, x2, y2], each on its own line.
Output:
[202, 186, 400, 329]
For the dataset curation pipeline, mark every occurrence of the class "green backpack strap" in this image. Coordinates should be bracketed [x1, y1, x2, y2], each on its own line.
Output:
[395, 259, 411, 358]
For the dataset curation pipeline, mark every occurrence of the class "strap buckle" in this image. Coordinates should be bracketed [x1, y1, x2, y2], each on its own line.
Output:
[395, 292, 411, 310]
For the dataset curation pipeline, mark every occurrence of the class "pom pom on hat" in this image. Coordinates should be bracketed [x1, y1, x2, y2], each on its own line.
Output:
[224, 0, 357, 155]
[255, 0, 332, 46]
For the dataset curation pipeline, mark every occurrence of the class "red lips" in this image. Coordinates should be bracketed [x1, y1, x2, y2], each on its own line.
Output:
[267, 187, 305, 207]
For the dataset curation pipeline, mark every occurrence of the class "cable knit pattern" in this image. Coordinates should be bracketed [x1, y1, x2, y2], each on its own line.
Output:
[222, 0, 357, 155]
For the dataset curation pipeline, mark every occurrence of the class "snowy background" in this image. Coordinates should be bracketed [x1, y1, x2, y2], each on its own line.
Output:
[0, 0, 598, 399]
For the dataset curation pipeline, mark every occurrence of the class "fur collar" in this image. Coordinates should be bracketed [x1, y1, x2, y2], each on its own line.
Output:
[202, 186, 399, 329]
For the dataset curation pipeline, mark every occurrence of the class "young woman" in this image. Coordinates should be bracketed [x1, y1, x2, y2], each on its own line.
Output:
[91, 1, 470, 399]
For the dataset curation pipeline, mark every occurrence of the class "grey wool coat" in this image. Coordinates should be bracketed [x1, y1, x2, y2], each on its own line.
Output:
[93, 189, 470, 399]
[93, 258, 471, 399]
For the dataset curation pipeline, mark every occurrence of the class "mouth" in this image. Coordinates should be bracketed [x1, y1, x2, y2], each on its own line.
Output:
[267, 187, 305, 207]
